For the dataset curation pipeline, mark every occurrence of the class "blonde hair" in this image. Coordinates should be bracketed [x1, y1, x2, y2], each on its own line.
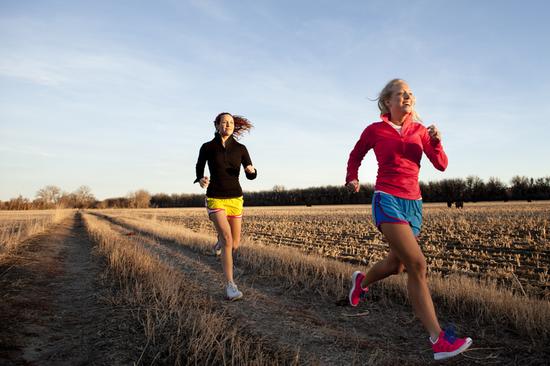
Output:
[377, 78, 421, 122]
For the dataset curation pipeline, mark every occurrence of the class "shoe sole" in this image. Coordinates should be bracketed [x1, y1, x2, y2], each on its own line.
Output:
[226, 293, 243, 301]
[434, 338, 473, 360]
[349, 271, 363, 307]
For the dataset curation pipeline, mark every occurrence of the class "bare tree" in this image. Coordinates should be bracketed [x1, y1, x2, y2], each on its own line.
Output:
[128, 190, 151, 208]
[7, 195, 31, 210]
[58, 192, 76, 208]
[35, 185, 62, 208]
[273, 185, 286, 192]
[486, 177, 506, 200]
[465, 175, 485, 202]
[74, 185, 95, 208]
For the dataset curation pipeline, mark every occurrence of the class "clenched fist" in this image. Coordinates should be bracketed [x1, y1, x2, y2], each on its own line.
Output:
[427, 124, 442, 143]
[199, 176, 210, 189]
[346, 180, 360, 193]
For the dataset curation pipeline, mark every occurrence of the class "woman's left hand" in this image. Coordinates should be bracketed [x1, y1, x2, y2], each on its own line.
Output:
[427, 124, 442, 143]
[245, 165, 255, 174]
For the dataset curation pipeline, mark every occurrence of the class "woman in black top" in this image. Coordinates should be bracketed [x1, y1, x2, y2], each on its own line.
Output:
[195, 112, 257, 300]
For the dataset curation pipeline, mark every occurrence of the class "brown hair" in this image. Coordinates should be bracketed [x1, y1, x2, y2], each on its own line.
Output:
[213, 112, 253, 138]
[376, 78, 421, 122]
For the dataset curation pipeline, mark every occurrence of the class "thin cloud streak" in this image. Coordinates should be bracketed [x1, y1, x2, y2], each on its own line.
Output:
[0, 145, 57, 158]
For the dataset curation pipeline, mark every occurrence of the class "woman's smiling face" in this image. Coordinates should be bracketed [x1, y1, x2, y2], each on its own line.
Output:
[385, 82, 415, 116]
[216, 114, 234, 137]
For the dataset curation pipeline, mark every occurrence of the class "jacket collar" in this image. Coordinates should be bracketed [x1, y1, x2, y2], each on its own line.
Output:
[214, 132, 235, 147]
[381, 112, 413, 130]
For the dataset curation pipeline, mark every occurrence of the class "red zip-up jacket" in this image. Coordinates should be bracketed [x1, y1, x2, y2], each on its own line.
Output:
[346, 113, 448, 200]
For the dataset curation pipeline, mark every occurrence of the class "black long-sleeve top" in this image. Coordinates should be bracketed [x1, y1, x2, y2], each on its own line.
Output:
[194, 133, 257, 198]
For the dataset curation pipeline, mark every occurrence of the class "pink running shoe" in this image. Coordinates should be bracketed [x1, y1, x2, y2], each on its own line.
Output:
[432, 327, 473, 360]
[349, 271, 368, 307]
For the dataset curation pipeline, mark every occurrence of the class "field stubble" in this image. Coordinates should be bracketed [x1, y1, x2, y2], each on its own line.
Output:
[131, 202, 549, 299]
[92, 204, 550, 344]
[1, 205, 548, 364]
[0, 209, 73, 258]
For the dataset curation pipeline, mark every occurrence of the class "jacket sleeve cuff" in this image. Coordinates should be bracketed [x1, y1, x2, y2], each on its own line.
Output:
[430, 139, 443, 150]
[345, 174, 358, 184]
[245, 169, 257, 180]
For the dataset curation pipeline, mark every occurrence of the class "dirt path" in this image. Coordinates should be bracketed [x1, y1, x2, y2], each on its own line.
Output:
[99, 214, 549, 366]
[0, 212, 142, 365]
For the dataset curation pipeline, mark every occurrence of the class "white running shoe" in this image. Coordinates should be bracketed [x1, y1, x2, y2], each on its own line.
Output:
[212, 241, 222, 256]
[226, 282, 243, 301]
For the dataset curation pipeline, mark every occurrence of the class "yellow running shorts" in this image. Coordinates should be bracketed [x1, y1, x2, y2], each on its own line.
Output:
[205, 196, 244, 218]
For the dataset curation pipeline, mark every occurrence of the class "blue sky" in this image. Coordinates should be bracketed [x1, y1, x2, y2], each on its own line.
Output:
[1, 0, 549, 200]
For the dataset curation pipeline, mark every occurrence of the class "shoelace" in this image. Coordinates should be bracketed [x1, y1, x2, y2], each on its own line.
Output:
[359, 289, 369, 301]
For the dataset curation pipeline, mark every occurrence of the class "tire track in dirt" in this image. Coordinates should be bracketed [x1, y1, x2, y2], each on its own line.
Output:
[0, 212, 143, 365]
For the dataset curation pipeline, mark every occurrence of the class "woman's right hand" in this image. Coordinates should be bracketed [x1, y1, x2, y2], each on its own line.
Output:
[199, 176, 210, 189]
[346, 180, 360, 193]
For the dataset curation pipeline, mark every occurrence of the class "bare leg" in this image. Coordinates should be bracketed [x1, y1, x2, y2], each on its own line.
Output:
[209, 211, 234, 283]
[380, 223, 441, 339]
[361, 249, 404, 288]
[227, 217, 242, 252]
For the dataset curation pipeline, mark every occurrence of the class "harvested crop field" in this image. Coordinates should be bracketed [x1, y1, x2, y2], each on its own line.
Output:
[1, 202, 549, 365]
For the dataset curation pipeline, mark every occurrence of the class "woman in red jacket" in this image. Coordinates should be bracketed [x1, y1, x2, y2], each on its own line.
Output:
[345, 79, 472, 360]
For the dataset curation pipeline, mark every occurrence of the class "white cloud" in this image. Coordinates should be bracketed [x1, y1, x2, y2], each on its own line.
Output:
[0, 57, 69, 86]
[0, 144, 56, 158]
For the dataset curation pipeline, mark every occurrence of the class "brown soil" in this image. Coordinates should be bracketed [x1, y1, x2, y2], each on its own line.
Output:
[0, 212, 144, 365]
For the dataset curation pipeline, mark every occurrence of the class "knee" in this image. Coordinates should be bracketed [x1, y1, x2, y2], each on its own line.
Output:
[406, 257, 427, 278]
[220, 232, 233, 247]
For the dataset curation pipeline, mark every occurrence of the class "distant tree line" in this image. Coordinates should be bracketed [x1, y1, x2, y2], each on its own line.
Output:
[0, 185, 96, 210]
[0, 186, 151, 210]
[1, 176, 549, 210]
[148, 175, 550, 208]
[95, 190, 152, 209]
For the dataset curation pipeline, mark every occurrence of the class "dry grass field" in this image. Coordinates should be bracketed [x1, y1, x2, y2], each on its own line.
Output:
[133, 202, 550, 299]
[0, 209, 73, 258]
[1, 202, 549, 365]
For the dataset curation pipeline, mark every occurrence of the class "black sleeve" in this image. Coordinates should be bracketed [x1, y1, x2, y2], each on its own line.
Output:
[241, 145, 257, 180]
[194, 143, 208, 183]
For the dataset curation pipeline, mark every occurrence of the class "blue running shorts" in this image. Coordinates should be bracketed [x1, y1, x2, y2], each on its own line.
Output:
[372, 191, 423, 236]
